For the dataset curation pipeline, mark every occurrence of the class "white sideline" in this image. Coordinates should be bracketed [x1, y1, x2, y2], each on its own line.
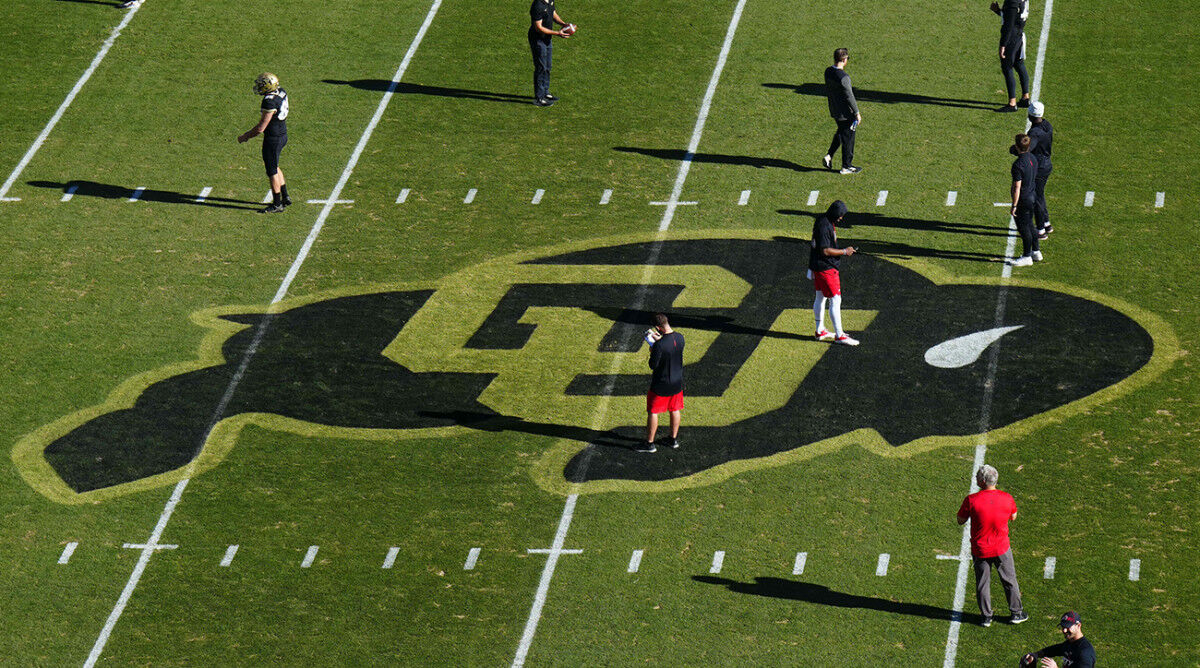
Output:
[81, 2, 444, 664]
[942, 1, 1053, 665]
[0, 2, 144, 201]
[510, 3, 747, 664]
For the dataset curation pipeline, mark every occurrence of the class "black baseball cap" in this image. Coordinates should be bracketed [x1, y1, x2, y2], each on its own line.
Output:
[1059, 611, 1082, 628]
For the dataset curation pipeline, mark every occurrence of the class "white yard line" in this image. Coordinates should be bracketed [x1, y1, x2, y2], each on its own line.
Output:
[382, 547, 400, 569]
[1155, 192, 1165, 208]
[262, 189, 274, 204]
[220, 545, 239, 567]
[463, 188, 477, 204]
[709, 551, 726, 574]
[0, 3, 144, 201]
[61, 184, 78, 202]
[81, 2, 444, 664]
[738, 189, 751, 205]
[942, 3, 1053, 665]
[627, 549, 644, 573]
[531, 188, 545, 205]
[396, 188, 411, 204]
[1043, 556, 1056, 579]
[58, 542, 79, 565]
[599, 188, 613, 205]
[946, 191, 957, 206]
[195, 186, 212, 203]
[807, 190, 819, 206]
[875, 190, 888, 207]
[464, 547, 481, 570]
[876, 553, 890, 576]
[1128, 559, 1141, 581]
[301, 546, 319, 568]
[127, 187, 144, 203]
[792, 552, 807, 575]
[510, 4, 747, 664]
[1084, 191, 1094, 207]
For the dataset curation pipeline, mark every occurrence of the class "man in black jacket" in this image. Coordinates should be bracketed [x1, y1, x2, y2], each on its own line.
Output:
[822, 48, 862, 174]
[1027, 101, 1054, 236]
[991, 0, 1031, 112]
[1008, 134, 1040, 267]
[528, 0, 575, 107]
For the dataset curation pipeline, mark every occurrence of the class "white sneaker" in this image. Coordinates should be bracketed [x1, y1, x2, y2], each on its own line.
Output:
[839, 166, 862, 174]
[1032, 250, 1043, 262]
[835, 334, 859, 346]
[822, 154, 832, 170]
[1009, 255, 1033, 267]
[815, 329, 835, 342]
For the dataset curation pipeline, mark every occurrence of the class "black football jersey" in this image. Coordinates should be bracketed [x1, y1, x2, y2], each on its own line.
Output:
[261, 89, 289, 138]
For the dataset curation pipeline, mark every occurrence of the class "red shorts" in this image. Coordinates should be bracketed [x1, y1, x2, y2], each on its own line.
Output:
[646, 391, 684, 414]
[813, 268, 841, 298]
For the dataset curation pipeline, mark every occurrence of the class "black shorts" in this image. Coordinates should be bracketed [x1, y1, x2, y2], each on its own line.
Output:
[262, 134, 287, 176]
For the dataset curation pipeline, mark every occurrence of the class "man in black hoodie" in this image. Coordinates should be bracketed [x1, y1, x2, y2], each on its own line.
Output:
[1020, 611, 1097, 668]
[1027, 101, 1054, 237]
[808, 200, 859, 345]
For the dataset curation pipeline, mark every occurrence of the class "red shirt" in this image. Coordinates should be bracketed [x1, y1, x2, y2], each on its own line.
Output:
[958, 489, 1017, 558]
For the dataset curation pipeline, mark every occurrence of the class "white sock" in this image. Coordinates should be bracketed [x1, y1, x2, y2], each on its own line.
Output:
[813, 293, 827, 332]
[829, 294, 844, 336]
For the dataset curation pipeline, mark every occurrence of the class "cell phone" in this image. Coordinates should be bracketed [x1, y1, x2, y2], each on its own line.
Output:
[850, 119, 859, 131]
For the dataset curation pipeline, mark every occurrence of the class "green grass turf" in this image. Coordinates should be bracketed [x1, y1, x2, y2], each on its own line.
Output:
[1, 0, 1198, 664]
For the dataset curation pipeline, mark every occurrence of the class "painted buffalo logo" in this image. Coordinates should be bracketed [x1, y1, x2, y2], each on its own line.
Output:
[13, 231, 1178, 502]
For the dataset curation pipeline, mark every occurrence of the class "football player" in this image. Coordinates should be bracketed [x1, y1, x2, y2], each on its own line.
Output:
[238, 73, 291, 213]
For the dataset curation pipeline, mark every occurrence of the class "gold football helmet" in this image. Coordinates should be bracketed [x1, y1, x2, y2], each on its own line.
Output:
[253, 72, 280, 95]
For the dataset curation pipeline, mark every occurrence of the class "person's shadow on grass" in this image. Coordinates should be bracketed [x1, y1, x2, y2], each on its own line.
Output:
[26, 180, 261, 211]
[773, 232, 999, 265]
[53, 0, 124, 6]
[693, 575, 980, 624]
[322, 79, 531, 105]
[763, 83, 996, 111]
[777, 209, 1011, 238]
[613, 147, 825, 173]
[416, 409, 647, 451]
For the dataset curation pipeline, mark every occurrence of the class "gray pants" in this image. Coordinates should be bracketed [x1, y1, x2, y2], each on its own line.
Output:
[973, 549, 1023, 617]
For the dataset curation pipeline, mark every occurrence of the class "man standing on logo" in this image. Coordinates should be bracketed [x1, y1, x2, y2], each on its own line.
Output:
[637, 313, 683, 454]
[528, 0, 575, 107]
[1008, 133, 1040, 266]
[822, 48, 862, 174]
[957, 464, 1028, 626]
[1021, 611, 1097, 668]
[238, 72, 291, 214]
[809, 200, 859, 346]
[1027, 101, 1054, 237]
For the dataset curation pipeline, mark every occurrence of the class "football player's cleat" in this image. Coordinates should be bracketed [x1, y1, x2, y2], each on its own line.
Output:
[253, 72, 280, 95]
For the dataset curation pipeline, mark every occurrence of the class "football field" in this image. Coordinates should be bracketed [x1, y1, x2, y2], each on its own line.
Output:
[2, 0, 1198, 665]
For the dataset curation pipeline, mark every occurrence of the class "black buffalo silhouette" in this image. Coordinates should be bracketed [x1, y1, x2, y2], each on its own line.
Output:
[35, 238, 1154, 493]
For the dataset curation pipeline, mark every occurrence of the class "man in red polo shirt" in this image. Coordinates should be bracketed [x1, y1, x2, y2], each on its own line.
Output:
[957, 464, 1028, 626]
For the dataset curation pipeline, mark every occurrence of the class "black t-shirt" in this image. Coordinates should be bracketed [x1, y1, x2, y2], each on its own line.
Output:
[1028, 119, 1053, 173]
[809, 215, 839, 272]
[529, 0, 555, 41]
[261, 89, 289, 139]
[648, 331, 685, 396]
[1036, 636, 1096, 668]
[1011, 152, 1038, 203]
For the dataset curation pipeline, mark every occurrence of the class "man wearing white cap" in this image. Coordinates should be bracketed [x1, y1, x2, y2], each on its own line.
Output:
[1027, 102, 1055, 237]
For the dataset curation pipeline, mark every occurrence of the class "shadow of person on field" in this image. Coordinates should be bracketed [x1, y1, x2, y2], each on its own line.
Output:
[417, 410, 646, 450]
[26, 180, 261, 210]
[53, 0, 123, 6]
[763, 82, 995, 111]
[771, 233, 999, 264]
[614, 147, 824, 173]
[322, 79, 531, 105]
[693, 576, 980, 624]
[776, 209, 1010, 238]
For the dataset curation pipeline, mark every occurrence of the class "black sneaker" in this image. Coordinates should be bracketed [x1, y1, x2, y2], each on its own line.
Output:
[980, 616, 993, 627]
[282, 196, 292, 207]
[534, 97, 555, 107]
[996, 104, 1018, 113]
[634, 442, 656, 453]
[1017, 97, 1031, 108]
[1037, 229, 1049, 240]
[668, 438, 680, 449]
[1010, 612, 1029, 624]
[545, 93, 558, 101]
[259, 203, 286, 214]
[1043, 224, 1054, 235]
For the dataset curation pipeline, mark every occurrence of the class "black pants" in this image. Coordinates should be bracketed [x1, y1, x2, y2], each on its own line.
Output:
[262, 134, 287, 176]
[827, 118, 855, 169]
[1015, 201, 1039, 257]
[529, 36, 552, 100]
[1033, 169, 1051, 228]
[1001, 58, 1029, 99]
